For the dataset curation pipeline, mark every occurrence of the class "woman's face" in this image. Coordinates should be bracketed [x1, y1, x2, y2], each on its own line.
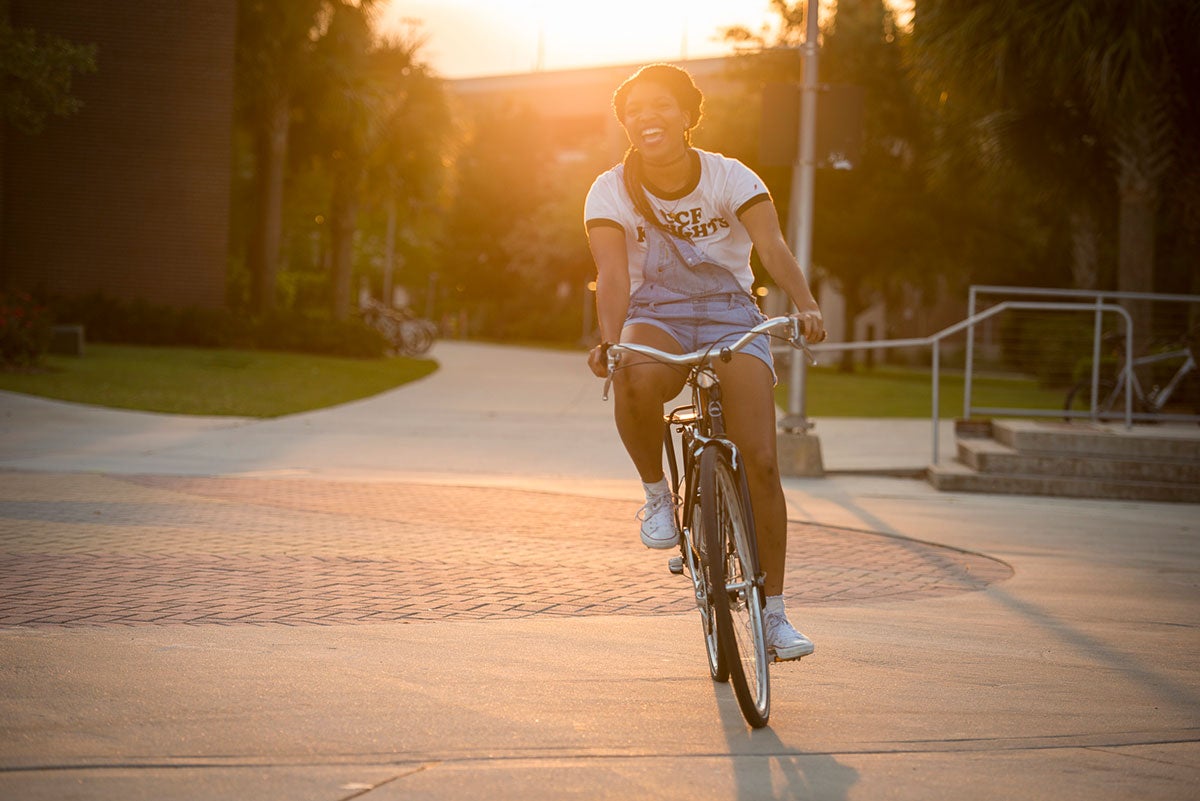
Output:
[621, 81, 690, 160]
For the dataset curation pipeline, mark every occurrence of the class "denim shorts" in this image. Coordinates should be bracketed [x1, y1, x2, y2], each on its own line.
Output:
[625, 292, 776, 381]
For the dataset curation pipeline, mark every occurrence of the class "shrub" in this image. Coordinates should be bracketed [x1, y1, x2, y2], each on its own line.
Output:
[0, 290, 53, 368]
[45, 293, 389, 358]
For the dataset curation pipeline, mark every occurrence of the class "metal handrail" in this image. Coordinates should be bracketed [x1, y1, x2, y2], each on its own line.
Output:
[797, 300, 1133, 465]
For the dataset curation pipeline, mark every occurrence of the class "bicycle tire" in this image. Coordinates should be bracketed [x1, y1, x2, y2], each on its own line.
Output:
[403, 320, 436, 356]
[667, 420, 727, 683]
[702, 446, 769, 728]
[687, 479, 728, 683]
[1063, 379, 1152, 421]
[390, 320, 425, 356]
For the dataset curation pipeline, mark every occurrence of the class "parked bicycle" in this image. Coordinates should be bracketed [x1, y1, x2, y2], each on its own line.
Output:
[360, 297, 437, 357]
[1063, 331, 1197, 421]
[604, 316, 812, 728]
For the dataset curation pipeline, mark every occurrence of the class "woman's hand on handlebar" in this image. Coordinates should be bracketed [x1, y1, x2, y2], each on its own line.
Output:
[587, 342, 611, 378]
[790, 306, 826, 344]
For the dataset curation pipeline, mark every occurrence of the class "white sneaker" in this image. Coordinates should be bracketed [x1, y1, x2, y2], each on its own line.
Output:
[636, 492, 678, 549]
[764, 610, 815, 660]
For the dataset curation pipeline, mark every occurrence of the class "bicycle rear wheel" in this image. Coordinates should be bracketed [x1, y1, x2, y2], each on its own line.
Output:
[701, 446, 769, 728]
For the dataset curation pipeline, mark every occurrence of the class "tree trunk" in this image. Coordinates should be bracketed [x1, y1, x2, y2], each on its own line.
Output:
[1068, 206, 1099, 290]
[1116, 162, 1156, 357]
[383, 192, 397, 306]
[330, 162, 361, 321]
[248, 95, 289, 315]
[1112, 95, 1171, 357]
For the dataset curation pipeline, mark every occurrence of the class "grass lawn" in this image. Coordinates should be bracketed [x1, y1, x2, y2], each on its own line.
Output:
[2, 344, 1064, 420]
[778, 364, 1065, 418]
[0, 344, 438, 418]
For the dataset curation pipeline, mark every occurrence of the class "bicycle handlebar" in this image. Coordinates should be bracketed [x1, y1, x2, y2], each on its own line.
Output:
[602, 316, 815, 400]
[607, 316, 811, 369]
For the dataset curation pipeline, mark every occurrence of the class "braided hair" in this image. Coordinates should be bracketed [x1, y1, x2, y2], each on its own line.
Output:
[613, 64, 704, 240]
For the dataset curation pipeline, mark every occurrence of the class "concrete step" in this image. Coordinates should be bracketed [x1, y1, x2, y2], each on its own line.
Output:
[993, 420, 1200, 462]
[928, 461, 1200, 503]
[957, 438, 1200, 484]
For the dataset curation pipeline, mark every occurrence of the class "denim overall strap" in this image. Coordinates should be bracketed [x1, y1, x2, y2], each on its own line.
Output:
[630, 225, 748, 308]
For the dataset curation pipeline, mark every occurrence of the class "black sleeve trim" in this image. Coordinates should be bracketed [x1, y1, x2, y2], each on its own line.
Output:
[585, 218, 625, 233]
[735, 192, 772, 218]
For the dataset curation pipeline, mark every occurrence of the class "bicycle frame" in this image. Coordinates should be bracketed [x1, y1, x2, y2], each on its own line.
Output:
[662, 371, 740, 570]
[1092, 346, 1196, 417]
[1140, 347, 1196, 411]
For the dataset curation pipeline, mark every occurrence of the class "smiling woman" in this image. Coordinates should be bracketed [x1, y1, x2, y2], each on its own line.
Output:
[379, 0, 777, 77]
[582, 62, 827, 665]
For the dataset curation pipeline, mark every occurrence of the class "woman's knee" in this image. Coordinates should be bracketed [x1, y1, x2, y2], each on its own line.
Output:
[614, 363, 677, 407]
[738, 439, 781, 485]
[744, 448, 782, 484]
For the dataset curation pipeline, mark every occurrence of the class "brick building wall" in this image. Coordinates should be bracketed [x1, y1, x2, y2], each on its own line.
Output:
[2, 0, 235, 309]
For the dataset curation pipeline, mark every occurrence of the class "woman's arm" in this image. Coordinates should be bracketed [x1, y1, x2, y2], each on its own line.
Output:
[586, 224, 632, 376]
[739, 200, 826, 343]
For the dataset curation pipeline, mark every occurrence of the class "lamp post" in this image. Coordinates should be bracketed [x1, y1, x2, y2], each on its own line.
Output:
[776, 0, 825, 476]
[785, 0, 820, 430]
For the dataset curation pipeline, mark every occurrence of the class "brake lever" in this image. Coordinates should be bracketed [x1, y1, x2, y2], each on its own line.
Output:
[602, 350, 620, 401]
[788, 319, 817, 366]
[796, 340, 817, 366]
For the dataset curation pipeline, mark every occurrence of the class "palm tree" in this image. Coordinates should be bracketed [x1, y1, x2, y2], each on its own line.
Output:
[305, 2, 377, 320]
[722, 0, 935, 370]
[913, 0, 1200, 348]
[365, 35, 451, 309]
[235, 0, 325, 314]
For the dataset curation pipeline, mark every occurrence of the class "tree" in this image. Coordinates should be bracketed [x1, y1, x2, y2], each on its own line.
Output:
[720, 0, 944, 369]
[300, 1, 377, 320]
[235, 0, 328, 314]
[364, 29, 452, 310]
[441, 100, 555, 338]
[0, 17, 96, 135]
[913, 0, 1200, 348]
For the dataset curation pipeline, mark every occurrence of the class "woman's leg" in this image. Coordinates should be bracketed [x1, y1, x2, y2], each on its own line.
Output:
[716, 353, 814, 658]
[612, 323, 687, 483]
[712, 354, 787, 595]
[613, 323, 688, 548]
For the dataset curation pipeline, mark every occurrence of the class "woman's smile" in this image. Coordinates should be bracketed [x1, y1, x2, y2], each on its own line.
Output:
[640, 126, 666, 146]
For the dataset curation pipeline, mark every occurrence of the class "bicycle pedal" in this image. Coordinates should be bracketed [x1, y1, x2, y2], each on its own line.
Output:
[667, 556, 684, 575]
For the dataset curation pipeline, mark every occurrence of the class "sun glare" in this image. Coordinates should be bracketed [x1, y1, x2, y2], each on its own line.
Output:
[382, 0, 916, 78]
[381, 0, 779, 78]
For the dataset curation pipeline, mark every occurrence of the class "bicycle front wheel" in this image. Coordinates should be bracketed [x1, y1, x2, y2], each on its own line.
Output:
[701, 446, 769, 728]
[686, 480, 728, 683]
[1064, 379, 1117, 421]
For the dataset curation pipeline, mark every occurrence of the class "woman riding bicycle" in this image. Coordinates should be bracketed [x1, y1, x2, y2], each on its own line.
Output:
[584, 64, 826, 661]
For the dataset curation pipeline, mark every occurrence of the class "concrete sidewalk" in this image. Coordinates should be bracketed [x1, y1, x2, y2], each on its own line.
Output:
[0, 341, 1197, 800]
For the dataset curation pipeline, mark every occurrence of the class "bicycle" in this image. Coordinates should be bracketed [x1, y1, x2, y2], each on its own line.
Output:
[604, 316, 812, 728]
[1063, 332, 1197, 421]
[360, 297, 438, 357]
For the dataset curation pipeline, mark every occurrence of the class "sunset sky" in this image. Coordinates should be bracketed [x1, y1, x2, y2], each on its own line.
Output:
[379, 1, 796, 79]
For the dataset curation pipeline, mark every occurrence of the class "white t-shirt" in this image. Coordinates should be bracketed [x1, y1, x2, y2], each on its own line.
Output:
[584, 148, 772, 294]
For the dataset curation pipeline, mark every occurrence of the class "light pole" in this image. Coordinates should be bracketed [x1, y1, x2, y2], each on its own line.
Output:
[784, 0, 820, 431]
[776, 0, 825, 476]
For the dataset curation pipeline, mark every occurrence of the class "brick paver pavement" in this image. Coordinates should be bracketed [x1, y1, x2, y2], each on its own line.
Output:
[0, 471, 1011, 627]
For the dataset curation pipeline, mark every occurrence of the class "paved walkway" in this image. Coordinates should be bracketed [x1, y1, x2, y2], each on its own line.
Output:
[0, 341, 1197, 800]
